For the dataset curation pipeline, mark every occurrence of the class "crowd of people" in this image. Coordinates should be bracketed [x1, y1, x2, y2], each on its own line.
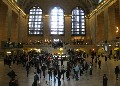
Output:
[3, 50, 120, 86]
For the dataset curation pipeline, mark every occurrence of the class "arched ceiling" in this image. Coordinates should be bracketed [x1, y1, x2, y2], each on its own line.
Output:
[18, 0, 100, 15]
[78, 0, 100, 14]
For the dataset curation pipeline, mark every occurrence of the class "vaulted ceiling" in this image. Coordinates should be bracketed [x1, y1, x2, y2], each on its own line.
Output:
[18, 0, 100, 15]
[78, 0, 100, 14]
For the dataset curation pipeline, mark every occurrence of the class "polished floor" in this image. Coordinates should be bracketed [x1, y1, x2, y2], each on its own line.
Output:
[0, 56, 120, 86]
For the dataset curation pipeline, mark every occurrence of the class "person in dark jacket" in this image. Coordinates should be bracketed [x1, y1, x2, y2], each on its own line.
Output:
[61, 58, 63, 66]
[85, 62, 89, 74]
[37, 66, 41, 79]
[8, 69, 17, 79]
[53, 68, 57, 82]
[33, 72, 39, 86]
[26, 62, 30, 77]
[58, 69, 61, 86]
[9, 78, 18, 86]
[41, 63, 46, 78]
[61, 65, 65, 80]
[48, 66, 53, 81]
[66, 67, 70, 80]
[98, 60, 101, 69]
[89, 66, 93, 75]
[105, 56, 107, 61]
[115, 66, 119, 80]
[103, 74, 108, 86]
[80, 65, 83, 76]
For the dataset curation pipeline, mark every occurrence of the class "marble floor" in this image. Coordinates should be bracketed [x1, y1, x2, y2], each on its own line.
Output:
[0, 57, 120, 86]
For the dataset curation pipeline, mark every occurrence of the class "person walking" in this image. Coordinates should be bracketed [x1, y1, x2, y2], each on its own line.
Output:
[26, 62, 30, 77]
[80, 65, 83, 76]
[41, 63, 46, 78]
[58, 69, 61, 86]
[61, 58, 63, 66]
[74, 64, 79, 80]
[98, 60, 101, 69]
[37, 66, 41, 79]
[66, 67, 70, 81]
[61, 65, 65, 80]
[8, 69, 17, 79]
[9, 78, 18, 86]
[53, 68, 57, 82]
[105, 56, 107, 62]
[89, 63, 93, 76]
[115, 66, 119, 80]
[103, 74, 108, 86]
[48, 66, 53, 81]
[33, 72, 39, 86]
[85, 62, 89, 74]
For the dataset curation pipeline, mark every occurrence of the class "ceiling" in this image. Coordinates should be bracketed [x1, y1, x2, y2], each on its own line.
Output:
[18, 0, 100, 14]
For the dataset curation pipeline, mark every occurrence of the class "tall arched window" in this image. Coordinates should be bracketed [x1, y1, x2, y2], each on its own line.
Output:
[50, 7, 64, 35]
[72, 7, 86, 35]
[28, 6, 43, 35]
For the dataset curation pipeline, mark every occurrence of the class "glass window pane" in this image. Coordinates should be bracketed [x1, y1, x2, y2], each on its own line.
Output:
[81, 19, 85, 22]
[28, 7, 43, 35]
[58, 32, 63, 34]
[51, 31, 57, 34]
[82, 26, 85, 28]
[81, 16, 84, 18]
[71, 7, 86, 35]
[50, 7, 64, 35]
[81, 13, 84, 15]
[81, 29, 85, 31]
[81, 23, 85, 25]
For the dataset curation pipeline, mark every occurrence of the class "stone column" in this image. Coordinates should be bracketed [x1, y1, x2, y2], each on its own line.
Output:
[104, 8, 108, 43]
[18, 9, 20, 43]
[64, 16, 71, 44]
[94, 12, 98, 52]
[119, 0, 120, 16]
[104, 8, 110, 52]
[7, 7, 12, 41]
[86, 17, 91, 44]
[43, 15, 49, 42]
[89, 15, 96, 44]
[108, 6, 115, 41]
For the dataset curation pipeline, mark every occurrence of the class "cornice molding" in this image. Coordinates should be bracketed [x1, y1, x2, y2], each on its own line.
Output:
[87, 0, 118, 18]
[2, 0, 27, 17]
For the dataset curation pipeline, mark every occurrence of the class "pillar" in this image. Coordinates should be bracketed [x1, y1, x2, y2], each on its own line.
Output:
[108, 6, 115, 41]
[104, 8, 108, 43]
[6, 7, 12, 41]
[104, 8, 109, 52]
[64, 16, 71, 44]
[89, 15, 96, 44]
[18, 9, 20, 43]
[119, 0, 120, 16]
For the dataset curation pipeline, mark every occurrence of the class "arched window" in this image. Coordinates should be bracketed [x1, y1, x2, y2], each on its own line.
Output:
[28, 6, 43, 35]
[50, 7, 64, 35]
[72, 7, 86, 35]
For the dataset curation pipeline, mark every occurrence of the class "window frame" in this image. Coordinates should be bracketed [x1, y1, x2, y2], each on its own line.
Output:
[28, 6, 43, 36]
[50, 6, 65, 36]
[71, 7, 86, 36]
